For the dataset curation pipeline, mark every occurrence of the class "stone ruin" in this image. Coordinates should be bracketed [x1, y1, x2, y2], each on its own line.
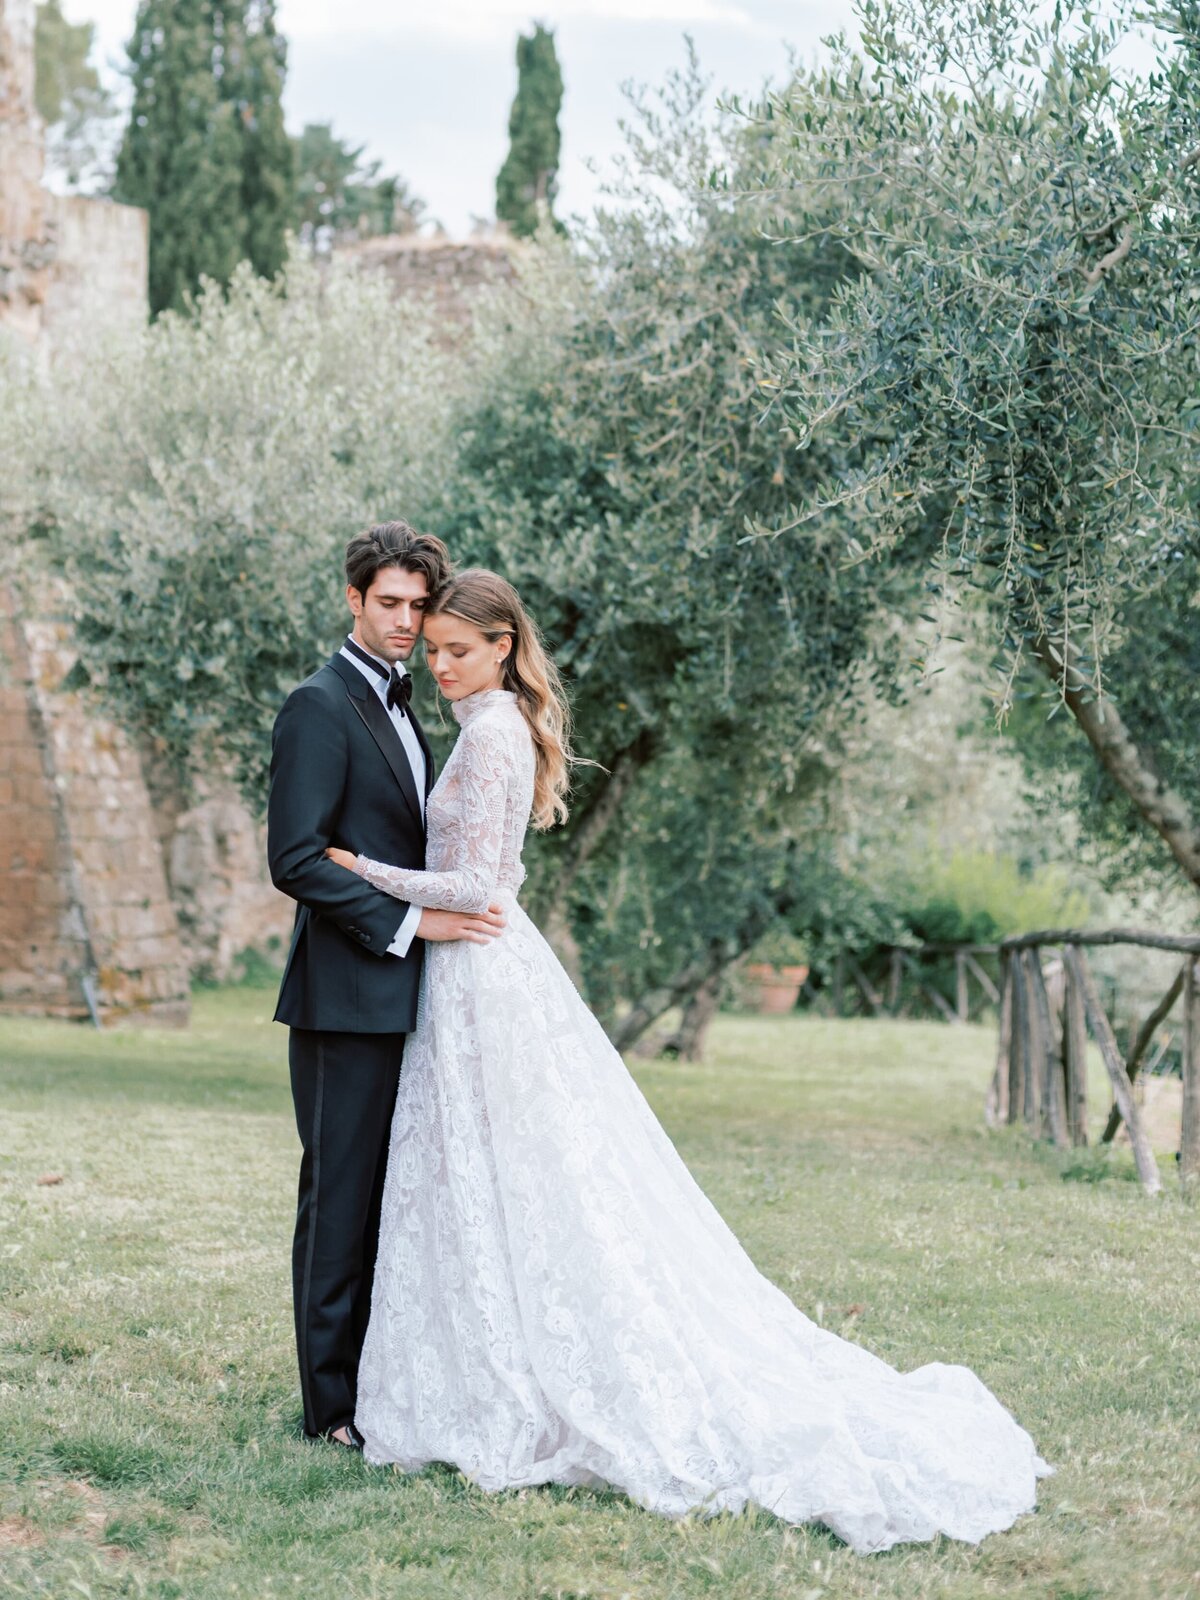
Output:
[0, 583, 192, 1023]
[0, 0, 289, 1024]
[0, 0, 147, 342]
[338, 231, 520, 325]
[0, 0, 527, 1025]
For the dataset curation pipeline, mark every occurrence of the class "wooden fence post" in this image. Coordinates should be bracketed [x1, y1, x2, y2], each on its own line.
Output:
[956, 951, 969, 1022]
[1007, 951, 1026, 1126]
[1019, 950, 1043, 1127]
[1182, 958, 1200, 1186]
[987, 950, 1012, 1127]
[887, 948, 902, 1013]
[964, 951, 1000, 1005]
[847, 957, 885, 1016]
[1062, 958, 1089, 1147]
[1027, 949, 1068, 1147]
[1063, 944, 1161, 1196]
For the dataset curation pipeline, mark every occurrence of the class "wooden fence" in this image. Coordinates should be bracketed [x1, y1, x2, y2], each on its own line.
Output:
[984, 929, 1200, 1196]
[827, 943, 1002, 1023]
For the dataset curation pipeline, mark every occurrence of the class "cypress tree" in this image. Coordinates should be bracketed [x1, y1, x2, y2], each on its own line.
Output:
[495, 22, 564, 237]
[115, 0, 290, 316]
[226, 0, 292, 282]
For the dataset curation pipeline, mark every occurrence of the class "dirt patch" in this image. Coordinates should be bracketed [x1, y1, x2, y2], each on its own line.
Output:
[0, 1514, 44, 1548]
[61, 1477, 107, 1535]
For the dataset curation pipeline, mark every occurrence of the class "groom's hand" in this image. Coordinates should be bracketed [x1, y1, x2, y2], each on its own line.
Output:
[418, 905, 506, 945]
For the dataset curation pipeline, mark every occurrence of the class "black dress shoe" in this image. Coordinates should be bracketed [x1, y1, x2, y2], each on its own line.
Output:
[325, 1421, 365, 1451]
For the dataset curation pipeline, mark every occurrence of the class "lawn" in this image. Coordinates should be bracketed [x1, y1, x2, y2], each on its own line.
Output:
[0, 992, 1196, 1600]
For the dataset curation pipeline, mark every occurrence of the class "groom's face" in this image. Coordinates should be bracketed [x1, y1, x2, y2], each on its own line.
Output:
[347, 564, 430, 664]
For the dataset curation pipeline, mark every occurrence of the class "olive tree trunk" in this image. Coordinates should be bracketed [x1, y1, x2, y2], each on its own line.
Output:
[1033, 634, 1200, 892]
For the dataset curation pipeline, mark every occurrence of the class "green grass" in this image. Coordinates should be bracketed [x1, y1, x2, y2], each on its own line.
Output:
[0, 994, 1197, 1599]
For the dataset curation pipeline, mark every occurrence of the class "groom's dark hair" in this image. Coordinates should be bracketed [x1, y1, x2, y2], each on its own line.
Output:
[345, 520, 452, 599]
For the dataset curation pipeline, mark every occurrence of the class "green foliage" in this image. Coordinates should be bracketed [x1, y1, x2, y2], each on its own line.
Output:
[114, 0, 293, 315]
[115, 0, 241, 314]
[495, 22, 564, 236]
[34, 254, 469, 790]
[901, 847, 1093, 942]
[742, 0, 1200, 894]
[780, 837, 1096, 1014]
[744, 925, 808, 967]
[447, 57, 923, 1015]
[291, 122, 424, 244]
[782, 848, 911, 976]
[568, 749, 818, 1025]
[34, 0, 116, 189]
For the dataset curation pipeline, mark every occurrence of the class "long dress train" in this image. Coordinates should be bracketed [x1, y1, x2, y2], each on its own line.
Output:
[352, 688, 1049, 1555]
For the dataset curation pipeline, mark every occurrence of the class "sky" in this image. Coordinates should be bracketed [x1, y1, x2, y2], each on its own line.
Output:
[64, 1, 1165, 233]
[65, 0, 859, 234]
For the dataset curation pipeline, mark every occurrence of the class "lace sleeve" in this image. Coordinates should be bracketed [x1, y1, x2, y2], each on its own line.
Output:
[354, 719, 511, 915]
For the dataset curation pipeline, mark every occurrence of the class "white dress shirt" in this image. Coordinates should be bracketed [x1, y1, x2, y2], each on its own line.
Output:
[339, 639, 425, 959]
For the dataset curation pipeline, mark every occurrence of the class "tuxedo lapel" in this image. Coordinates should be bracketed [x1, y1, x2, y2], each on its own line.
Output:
[328, 653, 424, 831]
[354, 691, 425, 831]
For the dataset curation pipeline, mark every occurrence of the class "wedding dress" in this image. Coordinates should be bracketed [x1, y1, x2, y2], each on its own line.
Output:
[352, 688, 1049, 1554]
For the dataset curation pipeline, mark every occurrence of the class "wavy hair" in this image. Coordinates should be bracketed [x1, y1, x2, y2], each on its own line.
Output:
[429, 569, 572, 829]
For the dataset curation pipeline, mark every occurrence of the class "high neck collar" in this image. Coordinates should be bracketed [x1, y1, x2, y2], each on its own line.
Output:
[452, 688, 517, 727]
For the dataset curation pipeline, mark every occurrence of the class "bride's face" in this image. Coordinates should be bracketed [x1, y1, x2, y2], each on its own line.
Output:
[423, 612, 511, 700]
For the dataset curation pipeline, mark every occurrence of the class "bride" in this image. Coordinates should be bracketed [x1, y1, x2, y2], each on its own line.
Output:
[324, 567, 1049, 1555]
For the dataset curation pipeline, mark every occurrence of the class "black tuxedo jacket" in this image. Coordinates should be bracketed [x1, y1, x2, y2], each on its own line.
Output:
[268, 651, 434, 1034]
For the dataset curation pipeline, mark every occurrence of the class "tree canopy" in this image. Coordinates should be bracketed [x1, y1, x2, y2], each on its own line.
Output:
[115, 0, 292, 314]
[746, 0, 1200, 892]
[291, 122, 425, 246]
[34, 0, 117, 189]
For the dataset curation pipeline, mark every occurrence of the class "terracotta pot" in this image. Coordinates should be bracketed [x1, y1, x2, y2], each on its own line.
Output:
[744, 962, 808, 1015]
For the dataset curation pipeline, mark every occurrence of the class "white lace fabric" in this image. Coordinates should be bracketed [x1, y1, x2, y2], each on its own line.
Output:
[353, 688, 1050, 1554]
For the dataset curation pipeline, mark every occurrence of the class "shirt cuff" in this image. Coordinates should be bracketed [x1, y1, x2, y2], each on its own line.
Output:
[386, 901, 423, 959]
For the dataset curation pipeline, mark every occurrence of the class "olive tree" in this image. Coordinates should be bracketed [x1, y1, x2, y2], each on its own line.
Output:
[435, 58, 921, 1043]
[748, 0, 1200, 892]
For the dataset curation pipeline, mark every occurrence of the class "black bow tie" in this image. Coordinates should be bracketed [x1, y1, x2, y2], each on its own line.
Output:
[344, 638, 413, 718]
[387, 670, 412, 714]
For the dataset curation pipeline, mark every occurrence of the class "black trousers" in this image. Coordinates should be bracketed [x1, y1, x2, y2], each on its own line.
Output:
[289, 1027, 405, 1438]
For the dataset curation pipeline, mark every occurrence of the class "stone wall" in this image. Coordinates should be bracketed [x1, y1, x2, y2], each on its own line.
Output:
[139, 754, 293, 985]
[40, 193, 149, 344]
[337, 231, 521, 324]
[0, 0, 53, 339]
[0, 583, 191, 1023]
[0, 0, 147, 348]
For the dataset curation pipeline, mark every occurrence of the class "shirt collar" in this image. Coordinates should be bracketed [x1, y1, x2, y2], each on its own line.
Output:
[341, 636, 409, 680]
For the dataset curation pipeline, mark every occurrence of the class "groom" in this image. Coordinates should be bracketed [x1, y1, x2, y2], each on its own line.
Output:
[268, 520, 505, 1449]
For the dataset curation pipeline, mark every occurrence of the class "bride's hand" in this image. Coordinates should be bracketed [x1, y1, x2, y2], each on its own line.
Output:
[324, 847, 359, 872]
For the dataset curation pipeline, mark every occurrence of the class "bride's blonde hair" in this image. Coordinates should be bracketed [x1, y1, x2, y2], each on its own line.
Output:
[430, 569, 573, 829]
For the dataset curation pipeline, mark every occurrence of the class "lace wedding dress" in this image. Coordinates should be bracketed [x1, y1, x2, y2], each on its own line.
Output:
[352, 688, 1049, 1554]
